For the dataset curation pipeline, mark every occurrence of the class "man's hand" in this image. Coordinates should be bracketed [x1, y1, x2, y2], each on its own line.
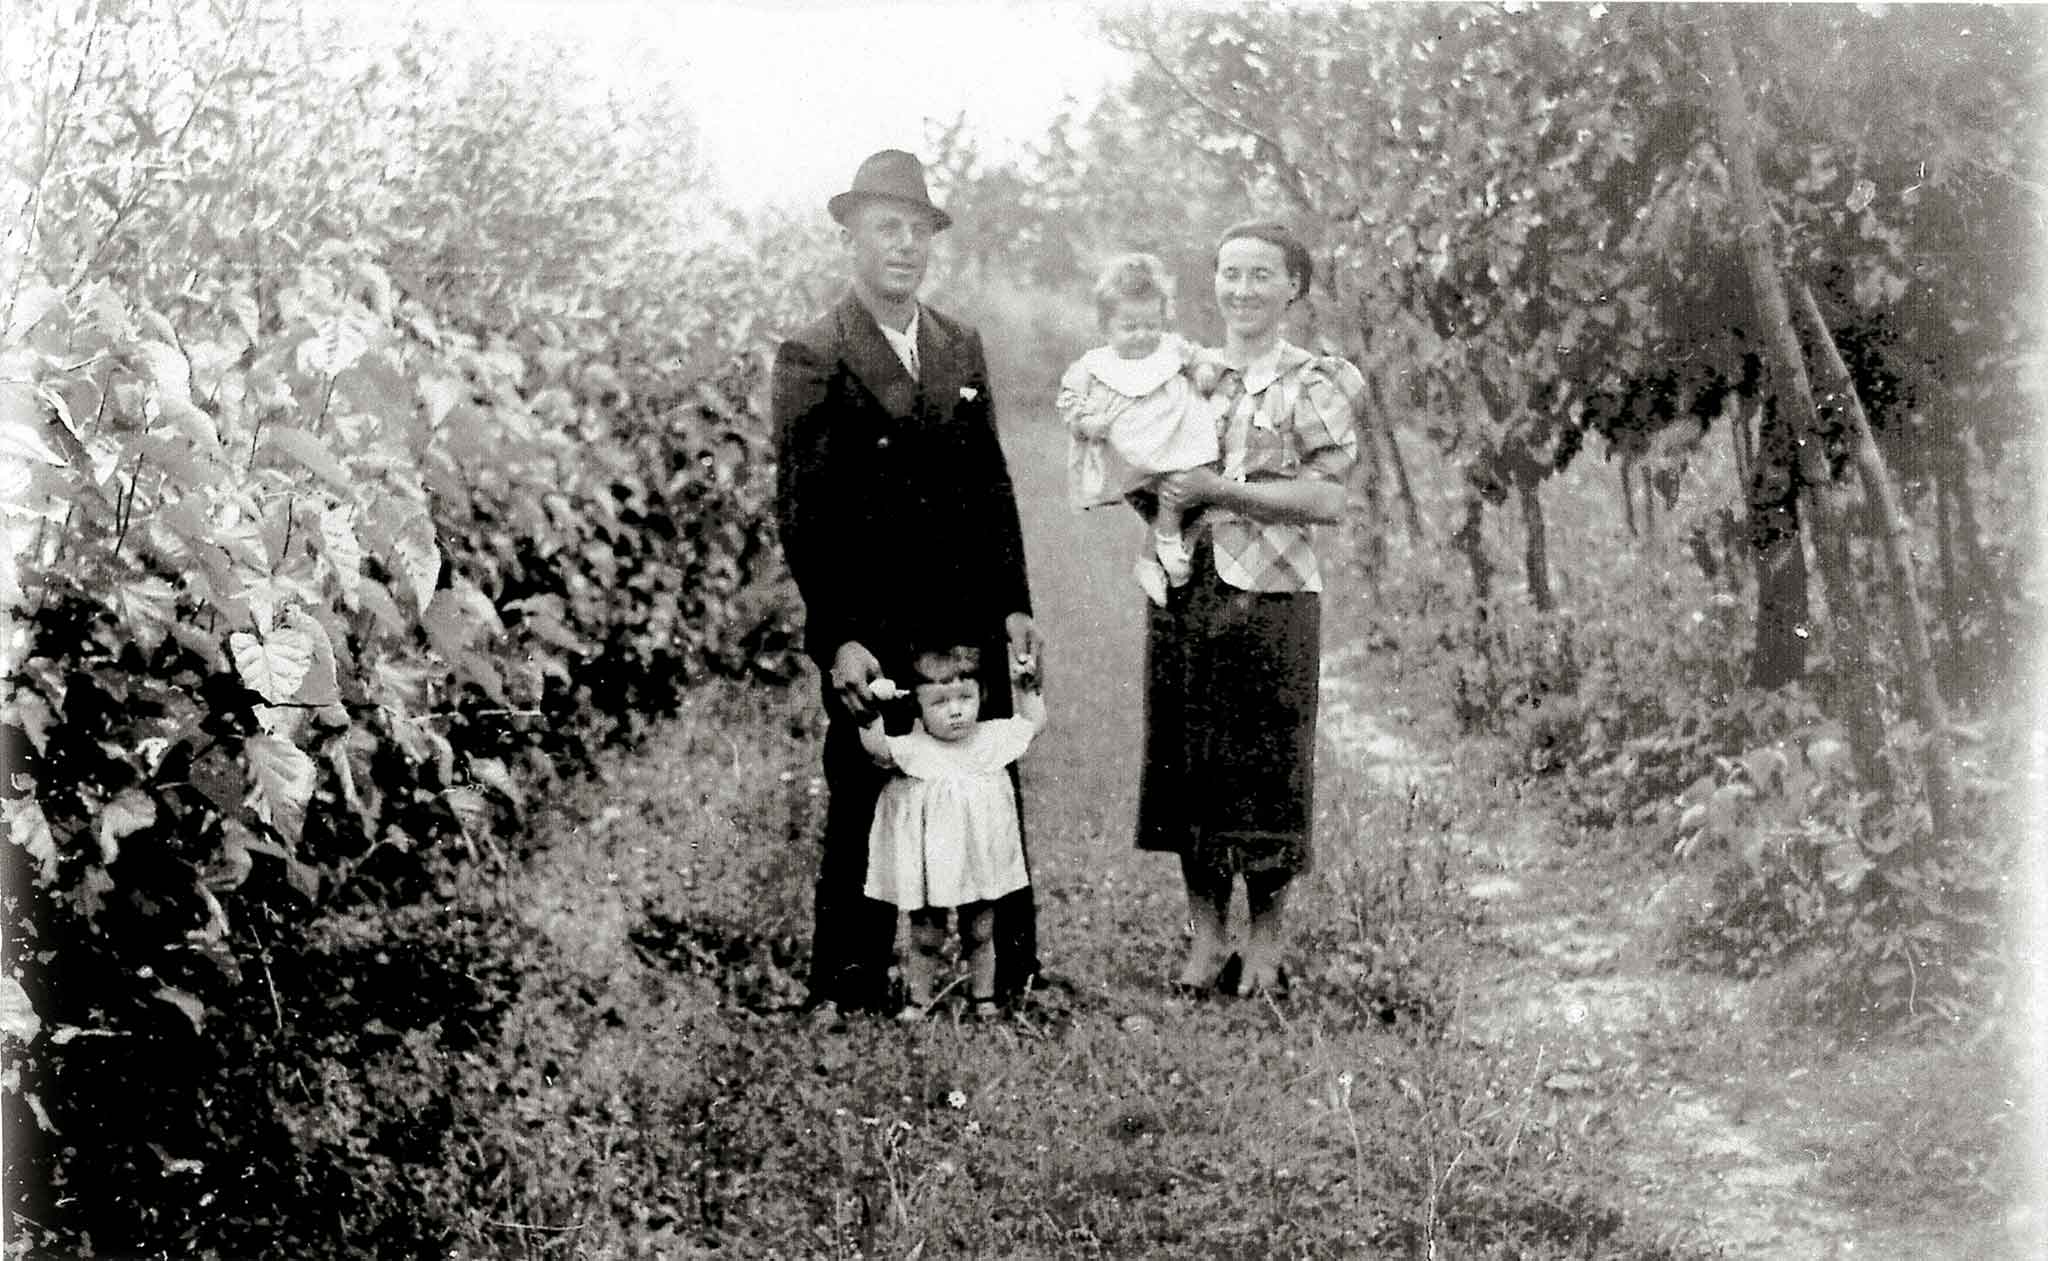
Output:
[1004, 612, 1044, 689]
[829, 641, 885, 720]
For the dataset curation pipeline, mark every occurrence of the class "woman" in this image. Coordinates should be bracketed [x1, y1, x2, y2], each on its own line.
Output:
[1138, 220, 1363, 997]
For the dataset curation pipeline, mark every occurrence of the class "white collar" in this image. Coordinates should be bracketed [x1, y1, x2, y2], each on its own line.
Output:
[1082, 339, 1184, 398]
[876, 304, 921, 376]
[1218, 339, 1309, 395]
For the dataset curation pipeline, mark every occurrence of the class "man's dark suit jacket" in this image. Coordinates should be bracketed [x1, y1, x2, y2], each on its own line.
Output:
[772, 291, 1039, 1006]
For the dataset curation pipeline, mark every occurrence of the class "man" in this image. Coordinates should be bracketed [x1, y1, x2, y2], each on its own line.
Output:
[773, 149, 1045, 1025]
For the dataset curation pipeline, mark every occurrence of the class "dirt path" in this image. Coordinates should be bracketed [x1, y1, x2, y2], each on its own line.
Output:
[1315, 650, 2022, 1261]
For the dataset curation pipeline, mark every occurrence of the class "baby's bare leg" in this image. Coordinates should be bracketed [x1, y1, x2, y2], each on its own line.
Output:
[903, 909, 948, 1008]
[959, 902, 997, 1001]
[1152, 477, 1192, 584]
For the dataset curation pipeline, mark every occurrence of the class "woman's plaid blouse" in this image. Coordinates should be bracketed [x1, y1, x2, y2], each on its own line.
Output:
[1203, 341, 1364, 594]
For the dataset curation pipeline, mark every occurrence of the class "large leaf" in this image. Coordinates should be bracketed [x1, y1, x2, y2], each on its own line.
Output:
[136, 340, 192, 400]
[0, 380, 66, 467]
[6, 798, 57, 881]
[247, 734, 315, 841]
[97, 788, 157, 866]
[262, 427, 352, 493]
[153, 986, 206, 1036]
[155, 399, 218, 452]
[318, 504, 364, 607]
[230, 626, 315, 703]
[422, 588, 474, 660]
[113, 576, 179, 653]
[0, 975, 40, 1045]
[295, 314, 369, 378]
[390, 511, 439, 612]
[4, 285, 65, 343]
[418, 374, 463, 426]
[282, 607, 341, 705]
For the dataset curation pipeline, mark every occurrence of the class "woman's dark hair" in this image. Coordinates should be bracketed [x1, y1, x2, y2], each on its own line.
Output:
[909, 643, 982, 687]
[1214, 219, 1313, 300]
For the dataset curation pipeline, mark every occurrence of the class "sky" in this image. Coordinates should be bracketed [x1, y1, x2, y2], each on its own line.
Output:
[344, 0, 1135, 214]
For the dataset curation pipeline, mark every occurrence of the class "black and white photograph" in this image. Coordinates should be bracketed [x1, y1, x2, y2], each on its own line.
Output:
[1, 1, 2043, 1256]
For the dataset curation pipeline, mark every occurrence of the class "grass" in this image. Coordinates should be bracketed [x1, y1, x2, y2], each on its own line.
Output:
[412, 367, 2030, 1257]
[436, 682, 1696, 1260]
[418, 395, 1707, 1259]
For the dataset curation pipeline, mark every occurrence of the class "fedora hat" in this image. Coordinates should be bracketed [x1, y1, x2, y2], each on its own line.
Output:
[827, 149, 953, 232]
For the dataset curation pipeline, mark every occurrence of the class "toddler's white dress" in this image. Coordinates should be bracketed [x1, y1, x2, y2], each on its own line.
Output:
[864, 717, 1038, 910]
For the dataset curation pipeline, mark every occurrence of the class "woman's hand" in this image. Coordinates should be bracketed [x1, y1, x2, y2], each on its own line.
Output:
[1156, 467, 1234, 510]
[1159, 468, 1344, 525]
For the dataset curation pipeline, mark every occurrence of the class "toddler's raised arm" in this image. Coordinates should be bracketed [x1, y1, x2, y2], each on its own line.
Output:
[1010, 651, 1048, 731]
[856, 715, 897, 769]
[1014, 687, 1047, 731]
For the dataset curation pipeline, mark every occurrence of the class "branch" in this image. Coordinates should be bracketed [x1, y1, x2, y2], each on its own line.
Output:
[1132, 26, 1317, 214]
[7, 4, 102, 321]
[67, 0, 254, 291]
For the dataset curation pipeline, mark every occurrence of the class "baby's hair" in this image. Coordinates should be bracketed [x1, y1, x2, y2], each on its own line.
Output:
[909, 643, 982, 687]
[1092, 252, 1175, 327]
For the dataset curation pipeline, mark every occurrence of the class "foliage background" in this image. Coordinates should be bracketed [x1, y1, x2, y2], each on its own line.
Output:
[2, 0, 2042, 1255]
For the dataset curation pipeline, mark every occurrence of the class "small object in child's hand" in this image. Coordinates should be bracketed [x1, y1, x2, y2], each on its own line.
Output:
[868, 678, 903, 701]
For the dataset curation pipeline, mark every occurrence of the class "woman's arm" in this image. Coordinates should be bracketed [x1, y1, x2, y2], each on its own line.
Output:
[1160, 466, 1345, 525]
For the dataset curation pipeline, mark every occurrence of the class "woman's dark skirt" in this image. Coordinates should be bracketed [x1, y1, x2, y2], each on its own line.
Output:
[1135, 543, 1321, 881]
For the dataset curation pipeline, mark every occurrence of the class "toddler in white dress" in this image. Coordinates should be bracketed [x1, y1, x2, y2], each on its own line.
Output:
[860, 642, 1046, 1021]
[1058, 252, 1223, 605]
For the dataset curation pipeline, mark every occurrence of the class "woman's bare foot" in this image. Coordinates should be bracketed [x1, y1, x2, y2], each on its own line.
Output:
[1234, 953, 1283, 996]
[1174, 940, 1227, 989]
[1238, 873, 1291, 996]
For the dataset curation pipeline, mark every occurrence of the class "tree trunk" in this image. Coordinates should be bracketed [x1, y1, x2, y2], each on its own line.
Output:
[1451, 488, 1493, 604]
[1729, 401, 1754, 498]
[1352, 378, 1388, 596]
[1747, 395, 1810, 689]
[1791, 278, 1956, 840]
[1619, 459, 1639, 538]
[1707, 21, 1889, 787]
[1515, 465, 1553, 612]
[1933, 455, 1959, 653]
[1367, 371, 1428, 543]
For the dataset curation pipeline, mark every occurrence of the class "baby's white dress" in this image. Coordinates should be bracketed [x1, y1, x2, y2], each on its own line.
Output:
[864, 717, 1038, 910]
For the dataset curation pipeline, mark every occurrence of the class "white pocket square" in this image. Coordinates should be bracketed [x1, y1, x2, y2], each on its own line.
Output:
[960, 386, 979, 402]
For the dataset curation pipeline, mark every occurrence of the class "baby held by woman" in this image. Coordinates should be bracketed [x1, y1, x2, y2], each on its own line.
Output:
[1058, 253, 1223, 605]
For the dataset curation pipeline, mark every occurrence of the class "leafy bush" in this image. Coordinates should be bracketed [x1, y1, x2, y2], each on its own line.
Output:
[1421, 529, 2012, 1025]
[0, 3, 833, 1252]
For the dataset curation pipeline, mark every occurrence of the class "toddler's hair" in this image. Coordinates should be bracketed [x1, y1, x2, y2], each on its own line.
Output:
[909, 643, 982, 687]
[1092, 252, 1175, 327]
